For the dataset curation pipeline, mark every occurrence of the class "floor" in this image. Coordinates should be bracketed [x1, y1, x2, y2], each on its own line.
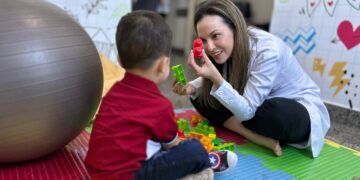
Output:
[2, 114, 359, 180]
[159, 52, 360, 152]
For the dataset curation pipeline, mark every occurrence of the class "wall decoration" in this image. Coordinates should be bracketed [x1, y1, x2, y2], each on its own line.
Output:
[49, 0, 131, 64]
[271, 0, 360, 110]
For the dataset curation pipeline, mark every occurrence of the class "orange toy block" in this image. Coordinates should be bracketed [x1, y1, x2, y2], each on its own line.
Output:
[191, 114, 203, 126]
[188, 131, 204, 140]
[200, 136, 214, 152]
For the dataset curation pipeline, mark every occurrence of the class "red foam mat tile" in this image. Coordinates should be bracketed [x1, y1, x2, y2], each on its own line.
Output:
[0, 132, 90, 180]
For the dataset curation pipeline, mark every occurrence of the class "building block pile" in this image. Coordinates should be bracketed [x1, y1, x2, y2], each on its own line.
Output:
[176, 114, 235, 152]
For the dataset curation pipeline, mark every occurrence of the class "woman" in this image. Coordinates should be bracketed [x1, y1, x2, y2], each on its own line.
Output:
[173, 0, 330, 157]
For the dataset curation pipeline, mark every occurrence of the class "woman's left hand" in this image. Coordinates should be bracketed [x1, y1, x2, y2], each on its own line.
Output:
[188, 50, 224, 87]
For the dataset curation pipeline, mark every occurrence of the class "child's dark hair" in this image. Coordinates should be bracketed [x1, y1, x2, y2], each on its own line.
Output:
[116, 10, 173, 69]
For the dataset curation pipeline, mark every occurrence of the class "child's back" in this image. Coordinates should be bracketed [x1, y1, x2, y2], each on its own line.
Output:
[85, 72, 177, 179]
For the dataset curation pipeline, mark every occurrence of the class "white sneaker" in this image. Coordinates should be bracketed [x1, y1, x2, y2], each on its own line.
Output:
[208, 150, 237, 174]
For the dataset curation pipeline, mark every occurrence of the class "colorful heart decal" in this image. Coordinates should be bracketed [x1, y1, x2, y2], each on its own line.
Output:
[337, 20, 360, 50]
[307, 0, 321, 16]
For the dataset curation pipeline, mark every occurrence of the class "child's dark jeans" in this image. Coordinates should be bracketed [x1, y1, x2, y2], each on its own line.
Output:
[135, 138, 210, 180]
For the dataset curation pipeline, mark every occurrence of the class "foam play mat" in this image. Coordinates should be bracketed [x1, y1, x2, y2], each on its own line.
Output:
[176, 109, 360, 180]
[0, 109, 359, 179]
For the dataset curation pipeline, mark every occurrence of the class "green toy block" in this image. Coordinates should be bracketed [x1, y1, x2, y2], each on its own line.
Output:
[212, 138, 221, 146]
[194, 121, 215, 136]
[177, 118, 190, 131]
[184, 130, 190, 137]
[213, 143, 235, 151]
[172, 64, 187, 86]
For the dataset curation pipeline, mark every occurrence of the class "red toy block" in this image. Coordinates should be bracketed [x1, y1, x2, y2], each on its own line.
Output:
[193, 38, 203, 59]
[174, 114, 179, 122]
[178, 130, 186, 139]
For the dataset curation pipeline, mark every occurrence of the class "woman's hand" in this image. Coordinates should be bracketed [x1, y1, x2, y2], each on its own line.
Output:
[188, 50, 224, 87]
[172, 80, 196, 96]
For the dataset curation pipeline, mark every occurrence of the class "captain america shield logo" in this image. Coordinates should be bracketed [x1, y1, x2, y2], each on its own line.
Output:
[208, 152, 221, 169]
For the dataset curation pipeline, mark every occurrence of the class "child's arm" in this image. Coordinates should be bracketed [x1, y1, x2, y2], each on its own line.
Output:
[162, 137, 183, 150]
[161, 132, 184, 150]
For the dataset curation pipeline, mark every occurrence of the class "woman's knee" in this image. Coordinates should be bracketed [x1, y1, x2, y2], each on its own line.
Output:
[259, 98, 307, 120]
[253, 97, 311, 142]
[190, 98, 233, 126]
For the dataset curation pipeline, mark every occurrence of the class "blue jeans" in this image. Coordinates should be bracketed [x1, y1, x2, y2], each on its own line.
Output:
[135, 139, 210, 180]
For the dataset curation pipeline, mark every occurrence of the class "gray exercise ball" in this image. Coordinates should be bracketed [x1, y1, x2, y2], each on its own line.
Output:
[0, 0, 103, 162]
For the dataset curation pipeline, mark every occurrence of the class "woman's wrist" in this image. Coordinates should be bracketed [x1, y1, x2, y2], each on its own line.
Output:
[212, 75, 224, 88]
[188, 86, 196, 96]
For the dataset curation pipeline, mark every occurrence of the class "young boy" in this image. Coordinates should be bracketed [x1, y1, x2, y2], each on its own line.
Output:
[85, 11, 236, 179]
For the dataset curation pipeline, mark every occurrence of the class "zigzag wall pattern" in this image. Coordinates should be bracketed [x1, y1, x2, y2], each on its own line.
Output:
[278, 27, 317, 55]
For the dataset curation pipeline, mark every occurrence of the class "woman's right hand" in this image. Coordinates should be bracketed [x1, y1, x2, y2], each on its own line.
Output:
[188, 50, 224, 88]
[172, 80, 196, 96]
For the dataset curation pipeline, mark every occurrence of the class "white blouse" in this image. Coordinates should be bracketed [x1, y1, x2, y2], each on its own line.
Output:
[189, 28, 330, 158]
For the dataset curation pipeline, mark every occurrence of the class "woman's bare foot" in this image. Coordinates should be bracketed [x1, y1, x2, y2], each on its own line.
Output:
[252, 135, 282, 156]
[270, 140, 282, 156]
[223, 116, 282, 156]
